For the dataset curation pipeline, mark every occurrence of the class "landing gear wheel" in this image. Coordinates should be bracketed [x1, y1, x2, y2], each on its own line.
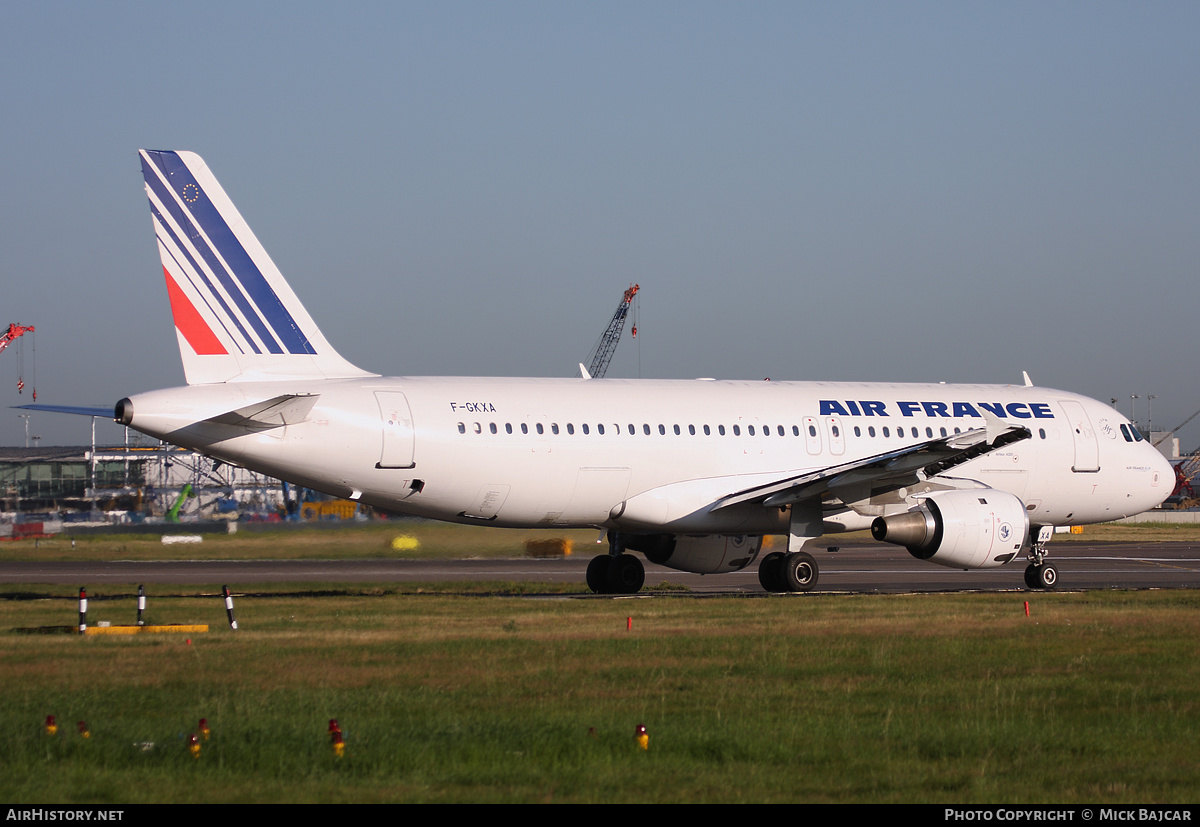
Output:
[587, 554, 613, 594]
[1024, 562, 1058, 590]
[606, 553, 645, 594]
[758, 551, 786, 592]
[1024, 563, 1039, 590]
[780, 551, 819, 592]
[1036, 563, 1058, 589]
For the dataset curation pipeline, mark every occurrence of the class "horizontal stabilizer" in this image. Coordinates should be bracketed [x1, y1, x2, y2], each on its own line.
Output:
[204, 394, 320, 430]
[14, 404, 115, 418]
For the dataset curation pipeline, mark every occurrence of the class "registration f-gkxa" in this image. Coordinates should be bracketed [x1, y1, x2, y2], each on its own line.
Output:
[114, 150, 1172, 593]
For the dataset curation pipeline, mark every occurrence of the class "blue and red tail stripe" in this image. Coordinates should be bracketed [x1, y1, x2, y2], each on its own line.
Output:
[140, 150, 316, 356]
[162, 267, 228, 356]
[148, 197, 260, 352]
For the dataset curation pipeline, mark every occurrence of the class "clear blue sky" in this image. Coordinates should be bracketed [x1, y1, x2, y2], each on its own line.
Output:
[1, 1, 1197, 448]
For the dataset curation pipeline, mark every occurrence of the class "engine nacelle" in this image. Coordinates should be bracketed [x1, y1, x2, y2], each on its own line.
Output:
[870, 489, 1028, 569]
[615, 532, 763, 574]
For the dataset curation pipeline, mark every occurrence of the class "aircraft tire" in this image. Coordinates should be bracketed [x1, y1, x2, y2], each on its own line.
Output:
[757, 551, 786, 592]
[607, 553, 645, 594]
[780, 551, 819, 592]
[1024, 564, 1040, 590]
[587, 555, 613, 594]
[1036, 563, 1058, 589]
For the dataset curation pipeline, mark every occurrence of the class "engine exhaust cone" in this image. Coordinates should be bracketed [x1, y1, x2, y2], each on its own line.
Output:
[871, 509, 937, 550]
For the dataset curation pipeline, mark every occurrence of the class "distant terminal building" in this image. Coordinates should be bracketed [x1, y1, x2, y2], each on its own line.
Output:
[0, 444, 287, 522]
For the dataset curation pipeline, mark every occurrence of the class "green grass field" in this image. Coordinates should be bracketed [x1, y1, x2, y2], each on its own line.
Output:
[2, 586, 1198, 803]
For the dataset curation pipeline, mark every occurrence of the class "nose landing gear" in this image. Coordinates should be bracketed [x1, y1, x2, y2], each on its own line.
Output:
[1024, 525, 1058, 590]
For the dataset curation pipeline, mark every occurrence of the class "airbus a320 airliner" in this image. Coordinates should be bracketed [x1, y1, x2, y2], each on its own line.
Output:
[107, 150, 1171, 594]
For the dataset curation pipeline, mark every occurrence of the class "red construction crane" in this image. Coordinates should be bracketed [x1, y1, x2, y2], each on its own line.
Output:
[0, 323, 33, 356]
[1, 323, 35, 398]
[583, 285, 639, 379]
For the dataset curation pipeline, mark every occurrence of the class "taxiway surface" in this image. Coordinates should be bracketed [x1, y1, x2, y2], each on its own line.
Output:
[2, 541, 1198, 594]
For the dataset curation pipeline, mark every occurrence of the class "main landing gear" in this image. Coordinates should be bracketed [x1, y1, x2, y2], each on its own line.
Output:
[1023, 526, 1058, 590]
[587, 551, 645, 595]
[758, 503, 824, 593]
[757, 551, 819, 593]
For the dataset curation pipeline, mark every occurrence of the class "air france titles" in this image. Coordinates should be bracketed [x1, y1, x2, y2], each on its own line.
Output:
[819, 400, 1055, 420]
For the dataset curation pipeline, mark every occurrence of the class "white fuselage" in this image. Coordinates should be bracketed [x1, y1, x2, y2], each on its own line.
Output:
[122, 376, 1172, 535]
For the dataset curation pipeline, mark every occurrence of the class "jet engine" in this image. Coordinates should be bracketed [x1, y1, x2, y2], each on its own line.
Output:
[870, 489, 1028, 569]
[616, 532, 763, 574]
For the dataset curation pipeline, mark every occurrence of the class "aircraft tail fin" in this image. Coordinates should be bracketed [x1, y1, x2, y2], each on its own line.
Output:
[138, 150, 376, 385]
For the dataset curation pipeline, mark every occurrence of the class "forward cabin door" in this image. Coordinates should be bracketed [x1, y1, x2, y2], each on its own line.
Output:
[1059, 400, 1100, 473]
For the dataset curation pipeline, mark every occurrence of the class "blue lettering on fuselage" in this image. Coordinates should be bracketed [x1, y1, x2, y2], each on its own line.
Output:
[819, 400, 887, 416]
[819, 400, 1055, 419]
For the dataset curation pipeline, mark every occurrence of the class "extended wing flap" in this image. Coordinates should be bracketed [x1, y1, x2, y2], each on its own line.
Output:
[714, 421, 1031, 511]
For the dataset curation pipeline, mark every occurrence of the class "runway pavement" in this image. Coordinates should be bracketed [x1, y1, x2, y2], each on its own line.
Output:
[3, 541, 1199, 595]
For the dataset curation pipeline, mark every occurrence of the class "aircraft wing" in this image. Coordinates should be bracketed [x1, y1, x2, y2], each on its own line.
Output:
[713, 417, 1031, 511]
